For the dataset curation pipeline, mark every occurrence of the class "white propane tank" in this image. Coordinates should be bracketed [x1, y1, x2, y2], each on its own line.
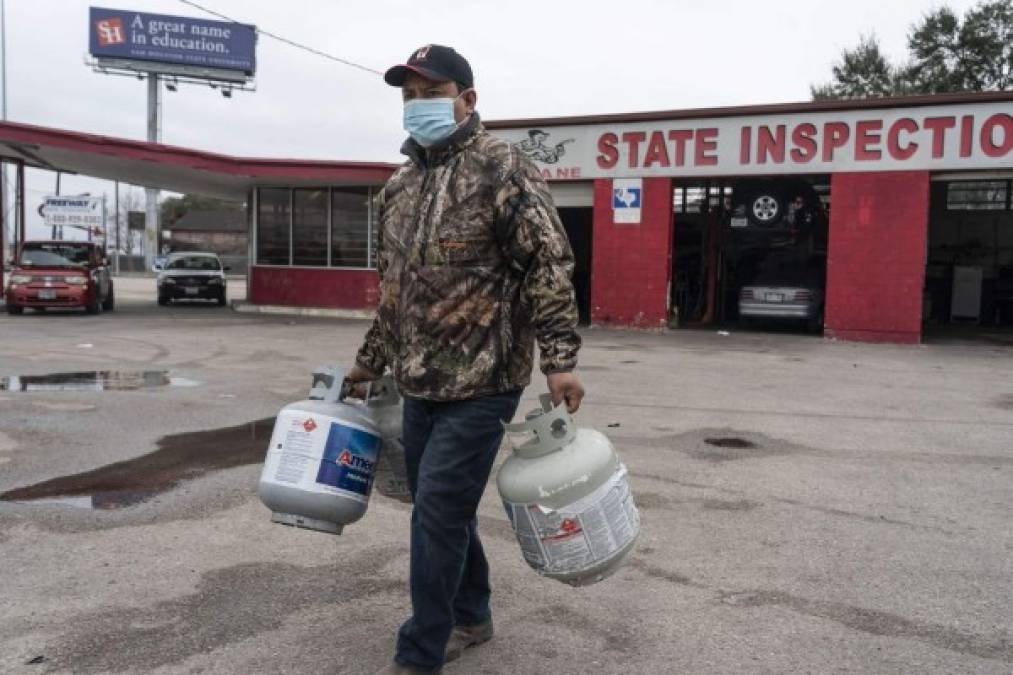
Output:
[497, 395, 640, 586]
[257, 367, 382, 535]
[370, 378, 411, 504]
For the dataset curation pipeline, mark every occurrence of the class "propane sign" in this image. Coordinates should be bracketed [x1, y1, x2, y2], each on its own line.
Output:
[499, 101, 1013, 180]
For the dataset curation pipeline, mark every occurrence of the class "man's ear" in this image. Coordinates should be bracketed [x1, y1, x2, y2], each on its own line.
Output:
[464, 89, 478, 113]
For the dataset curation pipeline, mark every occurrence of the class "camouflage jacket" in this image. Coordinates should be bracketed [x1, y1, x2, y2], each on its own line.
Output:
[355, 114, 581, 401]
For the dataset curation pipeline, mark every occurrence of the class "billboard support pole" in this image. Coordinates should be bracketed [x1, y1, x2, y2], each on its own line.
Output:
[0, 161, 4, 278]
[114, 181, 120, 275]
[144, 73, 161, 270]
[16, 159, 24, 248]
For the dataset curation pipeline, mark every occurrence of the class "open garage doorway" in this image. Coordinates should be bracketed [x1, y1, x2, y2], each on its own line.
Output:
[672, 176, 829, 333]
[923, 178, 1013, 345]
[557, 207, 592, 325]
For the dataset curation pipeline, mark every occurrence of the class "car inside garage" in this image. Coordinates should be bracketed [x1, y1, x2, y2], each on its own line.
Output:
[924, 177, 1013, 339]
[672, 176, 830, 332]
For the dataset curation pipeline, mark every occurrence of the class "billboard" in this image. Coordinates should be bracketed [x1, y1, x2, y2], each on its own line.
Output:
[89, 6, 256, 78]
[43, 196, 105, 234]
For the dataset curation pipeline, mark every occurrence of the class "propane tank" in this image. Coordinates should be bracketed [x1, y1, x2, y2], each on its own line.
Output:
[370, 377, 411, 504]
[497, 395, 640, 586]
[257, 367, 382, 535]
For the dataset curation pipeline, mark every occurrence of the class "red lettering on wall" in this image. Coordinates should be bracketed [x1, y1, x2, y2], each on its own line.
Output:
[855, 120, 883, 161]
[596, 133, 619, 169]
[572, 167, 582, 179]
[923, 116, 956, 158]
[667, 129, 693, 166]
[740, 126, 752, 164]
[790, 123, 817, 163]
[757, 125, 787, 164]
[960, 115, 974, 158]
[695, 128, 718, 166]
[621, 132, 647, 168]
[887, 118, 919, 160]
[823, 122, 850, 162]
[980, 114, 1013, 158]
[643, 130, 670, 168]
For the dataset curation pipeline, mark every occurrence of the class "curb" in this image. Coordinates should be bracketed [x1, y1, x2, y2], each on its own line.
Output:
[231, 301, 374, 321]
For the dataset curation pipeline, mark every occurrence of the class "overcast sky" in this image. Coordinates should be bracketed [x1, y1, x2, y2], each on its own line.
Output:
[6, 0, 982, 239]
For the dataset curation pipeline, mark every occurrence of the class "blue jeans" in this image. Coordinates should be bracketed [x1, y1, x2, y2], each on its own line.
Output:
[395, 389, 523, 670]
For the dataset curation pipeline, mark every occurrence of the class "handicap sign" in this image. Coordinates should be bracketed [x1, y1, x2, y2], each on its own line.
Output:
[612, 178, 642, 224]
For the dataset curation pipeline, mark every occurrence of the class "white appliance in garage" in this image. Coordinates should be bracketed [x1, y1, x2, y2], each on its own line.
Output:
[951, 265, 984, 323]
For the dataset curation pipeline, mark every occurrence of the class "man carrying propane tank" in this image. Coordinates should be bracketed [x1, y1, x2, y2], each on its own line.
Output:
[346, 44, 590, 674]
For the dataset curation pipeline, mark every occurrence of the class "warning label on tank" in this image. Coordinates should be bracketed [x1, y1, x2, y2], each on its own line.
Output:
[315, 422, 380, 502]
[503, 465, 640, 576]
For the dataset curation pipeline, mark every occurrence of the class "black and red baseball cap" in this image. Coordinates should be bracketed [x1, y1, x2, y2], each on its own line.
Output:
[384, 44, 474, 89]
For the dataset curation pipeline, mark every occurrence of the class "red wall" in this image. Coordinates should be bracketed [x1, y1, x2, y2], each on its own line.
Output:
[824, 171, 929, 344]
[249, 266, 379, 309]
[590, 178, 673, 327]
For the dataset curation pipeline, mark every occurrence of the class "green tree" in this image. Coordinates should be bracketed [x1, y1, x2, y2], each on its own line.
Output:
[956, 0, 1013, 90]
[811, 35, 903, 100]
[904, 7, 965, 93]
[812, 0, 1013, 100]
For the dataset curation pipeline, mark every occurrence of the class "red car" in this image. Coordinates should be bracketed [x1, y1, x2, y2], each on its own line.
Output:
[5, 241, 114, 315]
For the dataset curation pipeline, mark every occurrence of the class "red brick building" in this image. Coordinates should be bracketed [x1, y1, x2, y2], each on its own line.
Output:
[3, 91, 1011, 343]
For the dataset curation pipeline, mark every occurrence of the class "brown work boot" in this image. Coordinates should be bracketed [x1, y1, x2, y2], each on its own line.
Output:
[444, 619, 494, 663]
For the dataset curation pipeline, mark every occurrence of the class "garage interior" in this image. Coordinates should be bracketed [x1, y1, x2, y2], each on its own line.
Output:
[671, 176, 830, 332]
[924, 177, 1013, 341]
[557, 206, 593, 325]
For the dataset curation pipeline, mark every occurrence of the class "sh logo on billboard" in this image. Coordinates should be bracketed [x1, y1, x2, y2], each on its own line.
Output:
[96, 17, 126, 47]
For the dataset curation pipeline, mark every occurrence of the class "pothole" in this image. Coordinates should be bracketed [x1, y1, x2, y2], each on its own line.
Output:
[704, 437, 756, 449]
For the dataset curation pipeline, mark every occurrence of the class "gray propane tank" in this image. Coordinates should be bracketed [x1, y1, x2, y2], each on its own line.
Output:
[370, 377, 411, 504]
[497, 395, 640, 586]
[257, 367, 383, 535]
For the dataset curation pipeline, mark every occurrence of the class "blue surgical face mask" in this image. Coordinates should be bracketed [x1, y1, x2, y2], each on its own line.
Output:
[403, 91, 468, 147]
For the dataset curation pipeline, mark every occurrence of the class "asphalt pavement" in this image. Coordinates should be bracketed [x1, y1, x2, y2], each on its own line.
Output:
[1, 276, 1011, 674]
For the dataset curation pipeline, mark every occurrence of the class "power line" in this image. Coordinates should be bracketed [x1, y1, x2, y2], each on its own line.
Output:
[178, 0, 382, 76]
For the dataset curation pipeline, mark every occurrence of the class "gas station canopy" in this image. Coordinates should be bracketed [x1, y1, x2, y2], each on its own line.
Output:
[0, 121, 396, 199]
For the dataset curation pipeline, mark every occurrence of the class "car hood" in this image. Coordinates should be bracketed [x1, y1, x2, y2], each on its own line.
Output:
[161, 269, 223, 278]
[13, 266, 90, 276]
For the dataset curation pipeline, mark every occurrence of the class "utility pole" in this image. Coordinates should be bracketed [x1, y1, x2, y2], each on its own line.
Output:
[1, 0, 8, 266]
[144, 73, 161, 269]
[114, 180, 120, 274]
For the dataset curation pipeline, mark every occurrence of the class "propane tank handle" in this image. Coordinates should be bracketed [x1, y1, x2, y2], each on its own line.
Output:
[310, 366, 349, 403]
[502, 398, 576, 458]
[366, 375, 401, 408]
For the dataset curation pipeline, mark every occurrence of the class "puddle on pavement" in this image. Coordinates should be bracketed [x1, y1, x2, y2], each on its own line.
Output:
[704, 437, 756, 449]
[0, 371, 199, 392]
[0, 418, 274, 509]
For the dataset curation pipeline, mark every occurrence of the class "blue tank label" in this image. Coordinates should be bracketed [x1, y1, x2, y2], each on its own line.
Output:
[316, 422, 380, 497]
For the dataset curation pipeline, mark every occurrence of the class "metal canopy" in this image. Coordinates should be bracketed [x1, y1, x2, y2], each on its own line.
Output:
[0, 121, 396, 200]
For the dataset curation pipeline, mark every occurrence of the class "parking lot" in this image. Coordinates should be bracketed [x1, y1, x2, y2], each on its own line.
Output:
[1, 276, 1012, 674]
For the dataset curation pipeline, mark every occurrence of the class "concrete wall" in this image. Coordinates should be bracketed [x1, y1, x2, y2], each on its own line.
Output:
[824, 171, 930, 344]
[590, 177, 673, 327]
[249, 266, 378, 309]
